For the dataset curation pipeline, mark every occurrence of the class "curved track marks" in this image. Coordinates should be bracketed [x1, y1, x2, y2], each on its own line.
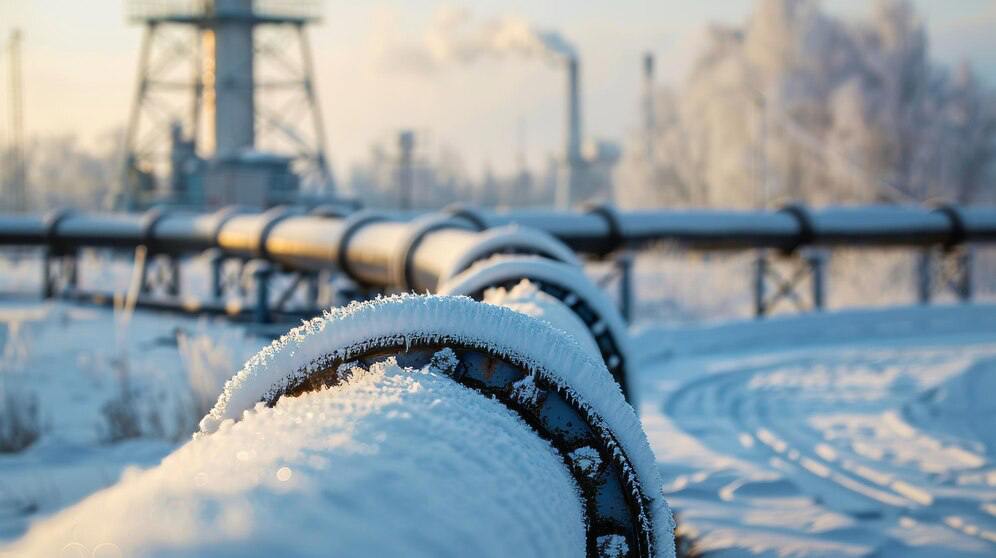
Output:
[645, 341, 996, 556]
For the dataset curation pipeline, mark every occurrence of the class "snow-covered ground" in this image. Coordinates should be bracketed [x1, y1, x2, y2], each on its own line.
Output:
[0, 300, 266, 541]
[2, 248, 995, 556]
[636, 304, 996, 556]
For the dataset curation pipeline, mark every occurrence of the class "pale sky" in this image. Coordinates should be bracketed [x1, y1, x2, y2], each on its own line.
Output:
[2, 0, 995, 178]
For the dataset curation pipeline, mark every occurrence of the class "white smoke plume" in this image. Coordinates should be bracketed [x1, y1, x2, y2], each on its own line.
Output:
[382, 6, 576, 72]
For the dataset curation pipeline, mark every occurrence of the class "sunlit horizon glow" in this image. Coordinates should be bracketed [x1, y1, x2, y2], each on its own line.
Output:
[1, 0, 994, 177]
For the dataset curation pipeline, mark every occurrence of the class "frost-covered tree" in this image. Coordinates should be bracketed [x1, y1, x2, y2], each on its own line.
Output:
[2, 129, 123, 211]
[616, 0, 996, 209]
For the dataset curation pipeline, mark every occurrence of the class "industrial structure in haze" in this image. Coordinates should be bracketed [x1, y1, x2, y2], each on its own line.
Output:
[556, 54, 620, 209]
[3, 29, 26, 213]
[121, 0, 334, 210]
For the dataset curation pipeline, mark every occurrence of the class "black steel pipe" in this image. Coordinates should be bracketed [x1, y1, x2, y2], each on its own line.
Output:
[4, 204, 994, 263]
[486, 205, 996, 251]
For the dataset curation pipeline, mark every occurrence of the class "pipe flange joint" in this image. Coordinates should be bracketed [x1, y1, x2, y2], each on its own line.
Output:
[140, 207, 171, 255]
[42, 208, 74, 256]
[583, 202, 624, 255]
[394, 213, 475, 291]
[778, 202, 815, 254]
[207, 296, 665, 557]
[337, 209, 389, 284]
[256, 206, 299, 261]
[210, 205, 250, 247]
[442, 203, 490, 231]
[932, 203, 967, 250]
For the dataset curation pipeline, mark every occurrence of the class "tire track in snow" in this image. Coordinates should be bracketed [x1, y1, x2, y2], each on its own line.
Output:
[663, 346, 996, 552]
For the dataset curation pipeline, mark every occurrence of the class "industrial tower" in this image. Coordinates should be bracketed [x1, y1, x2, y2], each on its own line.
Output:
[122, 0, 334, 209]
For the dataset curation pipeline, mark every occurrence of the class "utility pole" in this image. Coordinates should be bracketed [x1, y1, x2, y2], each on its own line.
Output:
[753, 90, 768, 210]
[642, 52, 655, 161]
[398, 130, 415, 210]
[7, 29, 26, 212]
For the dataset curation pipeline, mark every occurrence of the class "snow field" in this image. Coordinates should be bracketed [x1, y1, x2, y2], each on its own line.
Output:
[0, 300, 265, 541]
[637, 304, 996, 556]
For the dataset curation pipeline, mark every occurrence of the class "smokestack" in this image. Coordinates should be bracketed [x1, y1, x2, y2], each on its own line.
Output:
[642, 52, 656, 160]
[398, 130, 416, 210]
[559, 55, 583, 209]
[566, 56, 582, 167]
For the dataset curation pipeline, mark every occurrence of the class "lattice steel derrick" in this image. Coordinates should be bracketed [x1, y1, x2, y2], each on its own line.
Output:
[122, 21, 203, 209]
[121, 1, 334, 209]
[253, 22, 334, 194]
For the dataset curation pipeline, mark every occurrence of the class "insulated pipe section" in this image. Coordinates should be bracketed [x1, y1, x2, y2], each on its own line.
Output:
[0, 213, 46, 244]
[956, 206, 996, 242]
[310, 217, 579, 290]
[782, 205, 949, 248]
[216, 206, 307, 259]
[48, 212, 147, 249]
[260, 215, 350, 269]
[7, 295, 675, 558]
[152, 205, 252, 253]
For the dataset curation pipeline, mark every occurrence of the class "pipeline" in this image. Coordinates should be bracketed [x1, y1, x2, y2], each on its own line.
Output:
[4, 202, 994, 556]
[3, 204, 996, 259]
[3, 203, 996, 395]
[0, 207, 640, 398]
[0, 205, 692, 554]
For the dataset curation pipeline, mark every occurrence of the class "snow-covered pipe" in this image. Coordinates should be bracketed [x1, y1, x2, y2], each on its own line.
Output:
[7, 295, 675, 558]
[440, 256, 634, 402]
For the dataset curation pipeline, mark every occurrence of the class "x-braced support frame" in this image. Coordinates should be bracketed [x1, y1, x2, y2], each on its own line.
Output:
[753, 248, 827, 317]
[140, 253, 182, 297]
[42, 249, 78, 299]
[917, 245, 973, 303]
